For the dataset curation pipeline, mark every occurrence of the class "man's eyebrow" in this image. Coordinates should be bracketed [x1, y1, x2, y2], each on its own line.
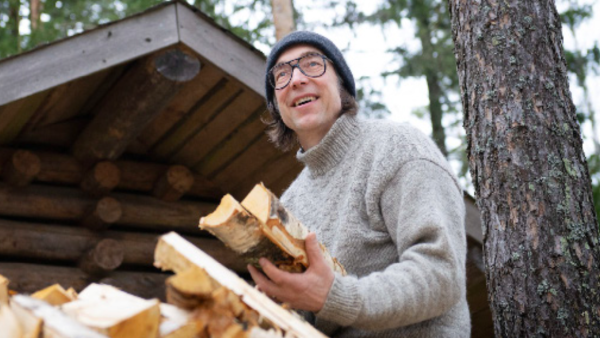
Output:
[274, 51, 321, 67]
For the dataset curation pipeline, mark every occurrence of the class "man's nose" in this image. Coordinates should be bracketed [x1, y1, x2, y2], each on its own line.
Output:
[289, 66, 308, 87]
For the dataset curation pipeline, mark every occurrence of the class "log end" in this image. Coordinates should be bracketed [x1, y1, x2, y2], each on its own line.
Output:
[2, 150, 41, 187]
[154, 49, 201, 83]
[79, 239, 124, 275]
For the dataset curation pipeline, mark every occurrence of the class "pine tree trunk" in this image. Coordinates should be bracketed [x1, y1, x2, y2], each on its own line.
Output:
[415, 12, 448, 156]
[270, 0, 295, 41]
[447, 0, 600, 336]
[9, 0, 21, 53]
[30, 0, 41, 30]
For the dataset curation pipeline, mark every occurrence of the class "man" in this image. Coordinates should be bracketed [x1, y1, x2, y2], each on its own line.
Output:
[248, 31, 471, 338]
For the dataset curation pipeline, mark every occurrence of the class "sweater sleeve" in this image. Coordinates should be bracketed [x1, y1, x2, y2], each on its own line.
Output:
[315, 159, 467, 330]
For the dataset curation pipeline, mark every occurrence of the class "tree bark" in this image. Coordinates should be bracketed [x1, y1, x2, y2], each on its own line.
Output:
[271, 0, 296, 41]
[448, 0, 600, 336]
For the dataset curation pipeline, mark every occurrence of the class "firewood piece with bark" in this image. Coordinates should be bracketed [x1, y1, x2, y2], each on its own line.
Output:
[242, 183, 346, 275]
[153, 165, 195, 202]
[78, 239, 124, 276]
[31, 284, 76, 306]
[80, 161, 121, 196]
[154, 232, 328, 338]
[61, 283, 160, 338]
[2, 150, 40, 187]
[81, 197, 123, 231]
[199, 194, 298, 271]
[11, 295, 108, 338]
[0, 273, 8, 304]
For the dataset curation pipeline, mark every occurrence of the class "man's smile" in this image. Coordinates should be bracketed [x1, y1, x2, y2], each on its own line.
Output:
[293, 95, 319, 107]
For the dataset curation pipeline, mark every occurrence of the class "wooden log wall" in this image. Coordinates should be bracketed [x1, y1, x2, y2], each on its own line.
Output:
[0, 45, 300, 302]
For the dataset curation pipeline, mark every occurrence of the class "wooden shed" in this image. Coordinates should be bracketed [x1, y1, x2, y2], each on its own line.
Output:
[0, 1, 492, 336]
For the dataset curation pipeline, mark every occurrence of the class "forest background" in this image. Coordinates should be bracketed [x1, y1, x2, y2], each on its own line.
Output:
[1, 0, 599, 216]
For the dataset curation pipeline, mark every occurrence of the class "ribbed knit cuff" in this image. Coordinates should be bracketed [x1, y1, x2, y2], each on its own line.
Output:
[316, 273, 361, 326]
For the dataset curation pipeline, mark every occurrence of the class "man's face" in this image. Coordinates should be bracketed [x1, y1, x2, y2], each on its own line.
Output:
[274, 45, 342, 149]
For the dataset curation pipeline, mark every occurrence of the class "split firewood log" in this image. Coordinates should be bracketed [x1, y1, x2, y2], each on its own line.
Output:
[11, 294, 108, 338]
[32, 284, 76, 306]
[0, 304, 23, 338]
[60, 283, 160, 338]
[159, 302, 196, 338]
[199, 183, 346, 275]
[154, 232, 329, 338]
[0, 273, 9, 305]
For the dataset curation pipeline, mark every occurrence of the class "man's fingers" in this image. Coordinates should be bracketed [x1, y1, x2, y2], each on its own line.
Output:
[259, 258, 288, 285]
[248, 263, 285, 301]
[305, 232, 325, 269]
[248, 264, 275, 291]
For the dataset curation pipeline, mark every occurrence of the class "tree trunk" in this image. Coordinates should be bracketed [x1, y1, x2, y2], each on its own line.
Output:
[415, 11, 448, 156]
[8, 0, 21, 53]
[425, 68, 448, 156]
[448, 0, 600, 336]
[271, 0, 295, 41]
[30, 0, 41, 30]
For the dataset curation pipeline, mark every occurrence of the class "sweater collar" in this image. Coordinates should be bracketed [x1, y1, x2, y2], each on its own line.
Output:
[297, 114, 359, 177]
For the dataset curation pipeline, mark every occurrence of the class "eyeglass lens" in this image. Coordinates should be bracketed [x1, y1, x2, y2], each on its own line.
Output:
[271, 54, 326, 89]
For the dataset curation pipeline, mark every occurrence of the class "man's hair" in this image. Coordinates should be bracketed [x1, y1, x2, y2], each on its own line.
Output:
[264, 79, 358, 151]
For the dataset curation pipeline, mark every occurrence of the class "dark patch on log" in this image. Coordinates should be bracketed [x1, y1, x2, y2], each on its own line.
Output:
[2, 150, 40, 187]
[155, 49, 201, 82]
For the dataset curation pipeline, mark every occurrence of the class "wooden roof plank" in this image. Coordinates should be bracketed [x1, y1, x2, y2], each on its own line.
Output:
[211, 135, 282, 194]
[193, 111, 265, 177]
[17, 118, 86, 148]
[0, 91, 50, 145]
[0, 4, 180, 106]
[172, 91, 264, 166]
[24, 69, 112, 131]
[151, 79, 241, 161]
[233, 153, 300, 198]
[176, 3, 266, 97]
[136, 64, 225, 153]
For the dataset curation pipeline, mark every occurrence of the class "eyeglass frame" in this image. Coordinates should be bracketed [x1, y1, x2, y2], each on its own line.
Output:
[269, 53, 333, 90]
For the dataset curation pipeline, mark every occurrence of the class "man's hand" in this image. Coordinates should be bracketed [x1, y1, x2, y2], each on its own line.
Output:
[247, 232, 335, 312]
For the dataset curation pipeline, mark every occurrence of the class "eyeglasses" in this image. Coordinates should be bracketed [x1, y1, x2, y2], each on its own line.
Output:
[269, 53, 331, 90]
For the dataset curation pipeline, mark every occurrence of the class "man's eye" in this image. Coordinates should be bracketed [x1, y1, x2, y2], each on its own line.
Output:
[276, 71, 288, 79]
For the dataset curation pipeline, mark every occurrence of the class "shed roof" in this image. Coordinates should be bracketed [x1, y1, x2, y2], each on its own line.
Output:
[0, 0, 301, 200]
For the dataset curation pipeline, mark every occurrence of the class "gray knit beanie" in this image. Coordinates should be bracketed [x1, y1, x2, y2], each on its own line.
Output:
[265, 31, 356, 108]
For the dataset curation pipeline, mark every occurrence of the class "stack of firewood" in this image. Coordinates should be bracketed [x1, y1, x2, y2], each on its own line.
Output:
[0, 183, 345, 338]
[0, 231, 328, 338]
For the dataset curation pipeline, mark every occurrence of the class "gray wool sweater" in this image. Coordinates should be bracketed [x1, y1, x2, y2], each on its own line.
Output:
[280, 114, 471, 338]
